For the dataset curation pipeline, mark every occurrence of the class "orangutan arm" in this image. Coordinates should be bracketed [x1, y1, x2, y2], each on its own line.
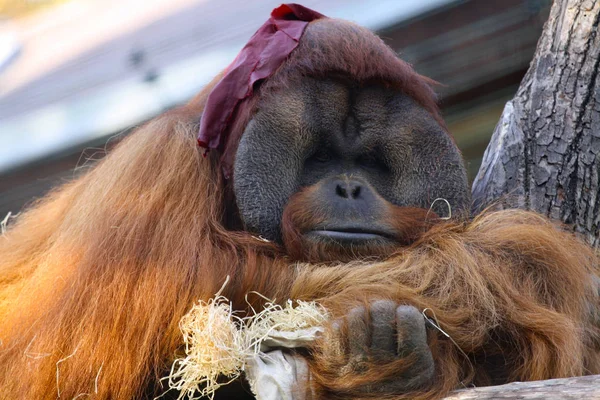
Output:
[290, 210, 600, 399]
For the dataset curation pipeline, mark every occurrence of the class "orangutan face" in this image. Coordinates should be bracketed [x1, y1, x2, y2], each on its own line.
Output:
[233, 76, 469, 261]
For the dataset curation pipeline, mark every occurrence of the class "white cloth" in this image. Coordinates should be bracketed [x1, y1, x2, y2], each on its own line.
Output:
[245, 327, 323, 400]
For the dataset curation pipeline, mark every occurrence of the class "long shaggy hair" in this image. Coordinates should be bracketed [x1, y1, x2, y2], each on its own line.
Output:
[294, 210, 600, 398]
[0, 18, 599, 400]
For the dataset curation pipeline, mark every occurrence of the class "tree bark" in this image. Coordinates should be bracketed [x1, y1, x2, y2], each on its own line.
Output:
[471, 0, 600, 248]
[461, 0, 600, 397]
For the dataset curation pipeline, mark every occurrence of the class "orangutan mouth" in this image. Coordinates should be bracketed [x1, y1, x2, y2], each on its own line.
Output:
[309, 227, 395, 243]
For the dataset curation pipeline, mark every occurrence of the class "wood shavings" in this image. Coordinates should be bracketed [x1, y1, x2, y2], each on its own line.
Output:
[1, 211, 18, 235]
[56, 346, 79, 398]
[162, 287, 328, 400]
[164, 295, 246, 399]
[246, 299, 329, 351]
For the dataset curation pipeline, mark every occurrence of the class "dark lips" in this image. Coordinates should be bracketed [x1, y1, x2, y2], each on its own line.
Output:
[309, 227, 394, 243]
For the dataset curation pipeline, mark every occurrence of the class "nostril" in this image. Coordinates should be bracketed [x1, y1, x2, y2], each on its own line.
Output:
[351, 185, 361, 199]
[336, 184, 349, 198]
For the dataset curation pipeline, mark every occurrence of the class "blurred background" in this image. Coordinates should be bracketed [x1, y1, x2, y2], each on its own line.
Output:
[0, 0, 551, 217]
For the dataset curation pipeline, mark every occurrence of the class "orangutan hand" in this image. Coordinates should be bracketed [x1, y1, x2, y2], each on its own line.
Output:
[324, 300, 435, 394]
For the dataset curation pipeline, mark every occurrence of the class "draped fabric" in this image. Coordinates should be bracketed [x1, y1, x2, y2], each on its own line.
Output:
[197, 4, 325, 152]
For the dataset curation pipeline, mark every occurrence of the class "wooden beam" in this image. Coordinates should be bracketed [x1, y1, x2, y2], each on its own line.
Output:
[445, 375, 600, 399]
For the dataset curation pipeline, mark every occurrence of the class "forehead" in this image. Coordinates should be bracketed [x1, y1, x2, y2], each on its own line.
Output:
[260, 76, 413, 115]
[255, 76, 442, 148]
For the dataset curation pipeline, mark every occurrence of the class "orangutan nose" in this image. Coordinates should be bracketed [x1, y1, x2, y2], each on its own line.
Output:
[335, 181, 362, 200]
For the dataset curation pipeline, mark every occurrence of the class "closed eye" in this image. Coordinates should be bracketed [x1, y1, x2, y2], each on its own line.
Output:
[357, 152, 389, 172]
[310, 148, 332, 163]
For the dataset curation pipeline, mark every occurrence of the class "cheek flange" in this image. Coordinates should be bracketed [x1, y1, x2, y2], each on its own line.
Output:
[233, 120, 305, 242]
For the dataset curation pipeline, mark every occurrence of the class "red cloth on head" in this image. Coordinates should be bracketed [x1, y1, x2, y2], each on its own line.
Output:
[197, 3, 325, 152]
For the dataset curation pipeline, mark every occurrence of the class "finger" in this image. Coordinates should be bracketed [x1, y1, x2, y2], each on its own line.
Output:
[391, 305, 435, 390]
[347, 306, 369, 360]
[395, 305, 428, 357]
[369, 300, 396, 356]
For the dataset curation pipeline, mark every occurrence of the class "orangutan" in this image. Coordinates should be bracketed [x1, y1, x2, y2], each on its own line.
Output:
[0, 4, 598, 399]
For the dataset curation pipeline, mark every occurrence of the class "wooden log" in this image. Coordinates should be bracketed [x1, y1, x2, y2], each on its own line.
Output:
[444, 374, 600, 399]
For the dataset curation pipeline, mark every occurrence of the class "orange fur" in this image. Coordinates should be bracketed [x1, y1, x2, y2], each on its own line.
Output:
[0, 108, 290, 398]
[292, 210, 600, 398]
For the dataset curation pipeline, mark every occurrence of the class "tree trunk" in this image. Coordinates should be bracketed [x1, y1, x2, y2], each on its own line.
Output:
[461, 0, 600, 397]
[471, 0, 600, 248]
